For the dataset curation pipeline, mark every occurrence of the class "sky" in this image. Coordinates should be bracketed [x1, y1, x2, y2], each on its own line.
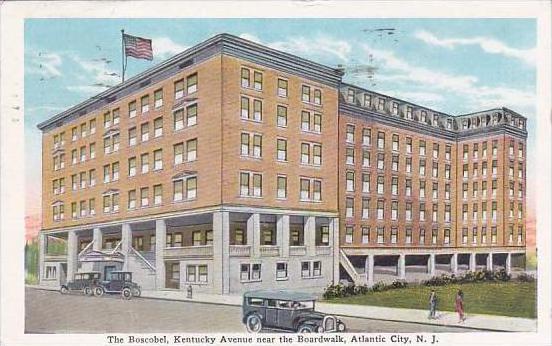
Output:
[24, 18, 537, 245]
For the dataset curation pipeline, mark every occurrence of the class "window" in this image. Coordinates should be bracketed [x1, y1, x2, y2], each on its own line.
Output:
[153, 184, 162, 205]
[154, 89, 163, 108]
[141, 153, 149, 174]
[302, 85, 311, 102]
[391, 201, 398, 221]
[277, 175, 287, 199]
[377, 153, 385, 170]
[240, 96, 249, 119]
[345, 147, 354, 165]
[363, 128, 371, 146]
[277, 78, 288, 98]
[482, 161, 488, 176]
[492, 140, 498, 157]
[45, 265, 57, 279]
[406, 106, 413, 119]
[313, 145, 322, 166]
[173, 176, 197, 201]
[314, 89, 322, 105]
[140, 187, 149, 207]
[153, 149, 163, 170]
[187, 73, 198, 94]
[174, 79, 184, 100]
[419, 140, 426, 156]
[391, 227, 398, 243]
[301, 111, 310, 131]
[301, 261, 321, 278]
[128, 156, 137, 176]
[420, 203, 426, 221]
[405, 228, 412, 244]
[102, 165, 110, 184]
[405, 179, 412, 196]
[362, 198, 370, 219]
[362, 227, 370, 244]
[252, 135, 262, 158]
[253, 99, 262, 121]
[276, 262, 288, 280]
[491, 227, 497, 244]
[128, 127, 137, 146]
[240, 263, 261, 282]
[362, 173, 370, 193]
[71, 149, 78, 164]
[301, 143, 310, 164]
[186, 139, 197, 161]
[377, 200, 384, 220]
[127, 189, 137, 209]
[406, 202, 412, 221]
[89, 142, 96, 159]
[241, 68, 250, 88]
[277, 138, 287, 161]
[445, 145, 451, 160]
[154, 117, 163, 137]
[419, 229, 426, 244]
[392, 102, 399, 116]
[518, 143, 524, 159]
[345, 226, 353, 244]
[391, 177, 398, 195]
[240, 172, 262, 197]
[392, 134, 399, 151]
[80, 146, 86, 162]
[419, 180, 426, 199]
[87, 170, 95, 187]
[362, 150, 370, 167]
[363, 94, 371, 107]
[140, 95, 149, 114]
[377, 98, 385, 111]
[71, 202, 77, 218]
[377, 175, 384, 194]
[80, 123, 87, 137]
[141, 123, 149, 142]
[406, 137, 412, 153]
[71, 127, 78, 141]
[432, 228, 438, 244]
[392, 155, 399, 172]
[406, 157, 412, 173]
[111, 162, 119, 181]
[346, 125, 355, 143]
[313, 113, 322, 133]
[377, 227, 384, 244]
[419, 159, 426, 176]
[432, 203, 438, 222]
[377, 131, 385, 149]
[277, 105, 287, 127]
[112, 108, 120, 125]
[253, 71, 263, 90]
[185, 103, 197, 127]
[346, 198, 354, 218]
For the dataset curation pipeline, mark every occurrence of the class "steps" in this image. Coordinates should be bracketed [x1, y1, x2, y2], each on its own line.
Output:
[339, 249, 367, 285]
[126, 250, 156, 290]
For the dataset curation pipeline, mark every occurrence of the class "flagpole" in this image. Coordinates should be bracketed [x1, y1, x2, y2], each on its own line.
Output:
[121, 29, 126, 83]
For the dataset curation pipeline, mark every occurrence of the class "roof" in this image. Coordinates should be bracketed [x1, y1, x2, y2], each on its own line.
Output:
[243, 290, 317, 301]
[37, 33, 344, 132]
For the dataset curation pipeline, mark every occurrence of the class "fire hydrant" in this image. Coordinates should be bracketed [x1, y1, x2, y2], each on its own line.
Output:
[187, 284, 193, 299]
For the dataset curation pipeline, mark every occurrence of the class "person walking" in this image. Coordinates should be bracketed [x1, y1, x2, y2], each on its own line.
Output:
[455, 289, 466, 323]
[428, 289, 438, 319]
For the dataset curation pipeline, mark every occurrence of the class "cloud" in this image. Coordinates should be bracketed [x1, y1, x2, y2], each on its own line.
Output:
[361, 44, 536, 114]
[414, 30, 536, 66]
[239, 33, 262, 44]
[26, 50, 63, 78]
[152, 37, 189, 59]
[268, 36, 352, 62]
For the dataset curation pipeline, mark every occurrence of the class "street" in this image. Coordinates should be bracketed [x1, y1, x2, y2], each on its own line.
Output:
[25, 287, 470, 333]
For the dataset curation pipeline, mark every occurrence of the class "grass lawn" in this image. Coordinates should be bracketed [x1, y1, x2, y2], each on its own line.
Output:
[324, 281, 536, 319]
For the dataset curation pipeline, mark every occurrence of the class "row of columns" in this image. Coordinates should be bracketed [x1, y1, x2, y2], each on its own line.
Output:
[363, 252, 513, 286]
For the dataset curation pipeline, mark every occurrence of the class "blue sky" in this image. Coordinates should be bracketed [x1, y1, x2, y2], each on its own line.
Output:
[24, 18, 537, 216]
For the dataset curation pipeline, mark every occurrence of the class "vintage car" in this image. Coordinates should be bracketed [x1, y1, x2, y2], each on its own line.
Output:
[93, 271, 141, 299]
[242, 290, 346, 333]
[60, 272, 101, 296]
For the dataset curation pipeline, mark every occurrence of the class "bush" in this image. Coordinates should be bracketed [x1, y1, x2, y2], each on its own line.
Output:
[493, 269, 511, 282]
[423, 273, 459, 286]
[517, 272, 535, 282]
[370, 281, 388, 292]
[392, 280, 408, 289]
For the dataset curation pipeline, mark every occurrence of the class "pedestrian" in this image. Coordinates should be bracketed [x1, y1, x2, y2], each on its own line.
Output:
[428, 289, 438, 319]
[455, 289, 466, 323]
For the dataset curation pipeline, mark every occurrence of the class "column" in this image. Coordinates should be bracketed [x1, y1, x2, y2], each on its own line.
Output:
[330, 218, 340, 284]
[213, 211, 230, 294]
[505, 253, 512, 275]
[66, 231, 78, 281]
[365, 254, 374, 287]
[427, 253, 436, 276]
[469, 253, 476, 271]
[155, 219, 166, 289]
[277, 215, 290, 257]
[397, 254, 406, 279]
[121, 223, 132, 271]
[38, 233, 46, 284]
[486, 252, 493, 271]
[304, 216, 316, 256]
[247, 213, 260, 258]
[92, 227, 102, 251]
[450, 253, 458, 274]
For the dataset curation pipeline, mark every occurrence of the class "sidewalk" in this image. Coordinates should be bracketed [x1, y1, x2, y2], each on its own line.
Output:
[28, 285, 536, 332]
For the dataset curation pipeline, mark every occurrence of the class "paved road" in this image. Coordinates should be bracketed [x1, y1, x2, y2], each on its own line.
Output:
[25, 287, 470, 333]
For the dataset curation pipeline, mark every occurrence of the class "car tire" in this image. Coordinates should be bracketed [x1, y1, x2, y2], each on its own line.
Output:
[60, 286, 68, 294]
[298, 324, 314, 333]
[337, 322, 346, 332]
[121, 287, 132, 300]
[245, 314, 263, 333]
[93, 286, 105, 297]
[132, 287, 141, 297]
[84, 286, 93, 296]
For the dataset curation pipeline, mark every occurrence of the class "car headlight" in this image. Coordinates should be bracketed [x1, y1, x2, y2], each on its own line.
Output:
[337, 322, 346, 331]
[316, 325, 324, 333]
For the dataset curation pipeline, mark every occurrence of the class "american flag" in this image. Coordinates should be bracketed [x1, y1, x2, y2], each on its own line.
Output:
[123, 33, 153, 60]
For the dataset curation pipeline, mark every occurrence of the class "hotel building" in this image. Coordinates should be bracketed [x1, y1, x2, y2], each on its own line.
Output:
[37, 34, 527, 294]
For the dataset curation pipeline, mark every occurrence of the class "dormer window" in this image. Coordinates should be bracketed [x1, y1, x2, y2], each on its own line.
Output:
[377, 98, 385, 111]
[363, 94, 371, 107]
[446, 119, 452, 129]
[392, 102, 399, 116]
[420, 111, 427, 123]
[347, 89, 355, 103]
[406, 106, 413, 119]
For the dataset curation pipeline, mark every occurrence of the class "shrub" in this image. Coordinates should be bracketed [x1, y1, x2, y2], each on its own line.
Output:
[370, 281, 389, 292]
[493, 269, 511, 282]
[392, 280, 408, 289]
[517, 272, 536, 282]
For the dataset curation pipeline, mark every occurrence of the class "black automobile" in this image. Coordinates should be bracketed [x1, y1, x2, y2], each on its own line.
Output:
[60, 272, 102, 296]
[94, 271, 141, 299]
[242, 290, 346, 333]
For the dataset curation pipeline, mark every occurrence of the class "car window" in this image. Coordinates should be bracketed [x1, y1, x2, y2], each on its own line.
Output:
[247, 298, 264, 306]
[267, 299, 277, 307]
[278, 301, 292, 308]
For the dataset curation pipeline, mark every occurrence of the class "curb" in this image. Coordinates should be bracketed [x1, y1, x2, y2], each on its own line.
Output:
[27, 285, 533, 332]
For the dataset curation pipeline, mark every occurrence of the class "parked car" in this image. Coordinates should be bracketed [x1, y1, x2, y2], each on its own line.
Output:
[94, 271, 141, 299]
[60, 272, 101, 296]
[242, 290, 346, 333]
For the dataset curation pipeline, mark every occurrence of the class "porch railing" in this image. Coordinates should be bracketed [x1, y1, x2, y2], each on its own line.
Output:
[130, 246, 156, 271]
[229, 245, 251, 257]
[260, 245, 280, 257]
[315, 246, 332, 255]
[289, 246, 307, 256]
[165, 245, 213, 258]
[77, 240, 94, 259]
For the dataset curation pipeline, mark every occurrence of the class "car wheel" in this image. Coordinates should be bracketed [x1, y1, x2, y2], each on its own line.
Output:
[60, 286, 68, 294]
[337, 322, 346, 332]
[121, 287, 132, 300]
[245, 314, 263, 333]
[83, 286, 93, 296]
[132, 287, 141, 297]
[298, 324, 314, 333]
[93, 286, 105, 297]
